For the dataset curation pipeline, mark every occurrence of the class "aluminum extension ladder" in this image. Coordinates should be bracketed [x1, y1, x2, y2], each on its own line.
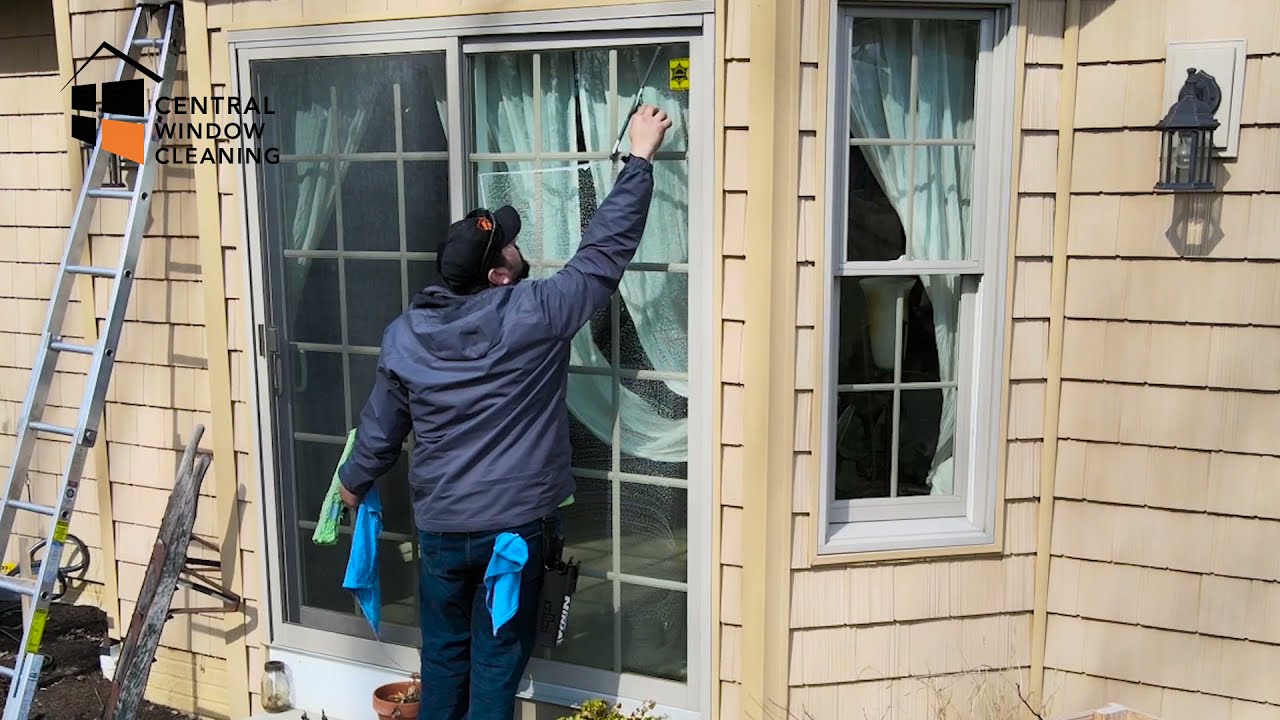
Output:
[0, 4, 182, 719]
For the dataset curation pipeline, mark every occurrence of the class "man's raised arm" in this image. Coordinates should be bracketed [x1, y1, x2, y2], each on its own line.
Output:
[533, 104, 672, 339]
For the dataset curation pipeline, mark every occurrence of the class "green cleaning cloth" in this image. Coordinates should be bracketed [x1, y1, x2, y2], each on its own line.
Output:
[313, 428, 358, 546]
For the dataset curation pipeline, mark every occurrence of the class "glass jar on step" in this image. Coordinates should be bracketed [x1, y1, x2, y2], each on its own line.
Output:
[261, 660, 294, 713]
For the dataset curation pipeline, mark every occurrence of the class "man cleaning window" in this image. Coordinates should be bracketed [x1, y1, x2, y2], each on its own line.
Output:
[334, 104, 672, 720]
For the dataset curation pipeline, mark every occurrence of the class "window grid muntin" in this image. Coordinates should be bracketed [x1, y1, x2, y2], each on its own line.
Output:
[466, 45, 691, 678]
[394, 82, 411, 315]
[831, 8, 986, 507]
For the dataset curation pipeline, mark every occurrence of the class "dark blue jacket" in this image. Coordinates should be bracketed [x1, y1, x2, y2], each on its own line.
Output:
[338, 155, 655, 533]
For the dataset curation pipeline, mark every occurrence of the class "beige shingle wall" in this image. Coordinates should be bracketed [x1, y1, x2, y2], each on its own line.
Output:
[716, 0, 749, 713]
[1042, 1, 1280, 719]
[779, 1, 1064, 716]
[0, 3, 253, 716]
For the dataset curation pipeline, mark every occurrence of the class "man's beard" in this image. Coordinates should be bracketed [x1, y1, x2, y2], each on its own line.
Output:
[515, 249, 531, 281]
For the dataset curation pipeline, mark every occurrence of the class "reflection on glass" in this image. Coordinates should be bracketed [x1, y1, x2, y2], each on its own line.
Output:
[559, 477, 613, 579]
[283, 259, 340, 346]
[279, 161, 336, 252]
[288, 349, 345, 436]
[539, 576, 614, 672]
[375, 538, 419, 622]
[835, 390, 894, 499]
[404, 162, 450, 253]
[253, 52, 449, 155]
[293, 440, 345, 521]
[621, 584, 687, 682]
[846, 17, 978, 263]
[848, 18, 979, 142]
[898, 387, 955, 497]
[569, 410, 612, 473]
[909, 144, 974, 260]
[834, 275, 963, 500]
[341, 162, 400, 251]
[301, 533, 353, 613]
[347, 353, 379, 423]
[345, 259, 404, 348]
[620, 484, 687, 583]
[837, 275, 959, 387]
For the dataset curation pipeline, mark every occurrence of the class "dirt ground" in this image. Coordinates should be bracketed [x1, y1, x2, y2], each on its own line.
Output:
[0, 603, 193, 720]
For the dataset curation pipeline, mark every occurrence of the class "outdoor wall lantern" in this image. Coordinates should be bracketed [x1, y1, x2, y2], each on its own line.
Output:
[1155, 67, 1222, 193]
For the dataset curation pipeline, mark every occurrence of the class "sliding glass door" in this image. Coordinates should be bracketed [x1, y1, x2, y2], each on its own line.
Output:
[242, 19, 710, 712]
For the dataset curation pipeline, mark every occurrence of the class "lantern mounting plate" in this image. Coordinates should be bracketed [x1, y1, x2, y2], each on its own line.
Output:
[1164, 39, 1246, 158]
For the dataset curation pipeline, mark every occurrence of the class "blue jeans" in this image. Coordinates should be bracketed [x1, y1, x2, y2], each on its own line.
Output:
[416, 513, 558, 720]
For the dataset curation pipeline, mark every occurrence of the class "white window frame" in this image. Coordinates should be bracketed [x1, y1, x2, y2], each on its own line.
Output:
[817, 2, 1016, 556]
[228, 5, 715, 717]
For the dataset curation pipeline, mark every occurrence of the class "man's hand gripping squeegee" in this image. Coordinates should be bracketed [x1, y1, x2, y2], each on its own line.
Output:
[609, 46, 665, 176]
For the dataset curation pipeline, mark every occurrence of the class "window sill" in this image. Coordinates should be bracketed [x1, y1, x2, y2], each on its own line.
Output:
[270, 630, 706, 712]
[812, 516, 1000, 565]
[266, 638, 705, 720]
[517, 678, 703, 720]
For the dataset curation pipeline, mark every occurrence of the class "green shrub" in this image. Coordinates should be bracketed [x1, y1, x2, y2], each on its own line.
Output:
[558, 699, 666, 720]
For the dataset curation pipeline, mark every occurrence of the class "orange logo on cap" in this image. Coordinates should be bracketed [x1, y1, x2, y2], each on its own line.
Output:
[476, 217, 493, 231]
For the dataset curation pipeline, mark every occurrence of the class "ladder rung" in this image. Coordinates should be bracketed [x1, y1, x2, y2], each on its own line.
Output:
[66, 265, 118, 279]
[104, 113, 148, 123]
[0, 575, 37, 598]
[49, 340, 95, 355]
[0, 664, 12, 680]
[88, 188, 135, 200]
[133, 37, 164, 48]
[29, 421, 75, 438]
[7, 500, 56, 517]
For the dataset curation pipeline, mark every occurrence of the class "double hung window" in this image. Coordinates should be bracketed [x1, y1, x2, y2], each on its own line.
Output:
[819, 4, 1015, 555]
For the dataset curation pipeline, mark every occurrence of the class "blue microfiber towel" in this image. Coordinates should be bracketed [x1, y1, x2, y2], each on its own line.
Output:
[484, 533, 528, 635]
[343, 485, 383, 637]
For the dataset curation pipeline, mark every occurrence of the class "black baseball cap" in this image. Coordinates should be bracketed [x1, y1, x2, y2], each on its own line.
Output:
[436, 205, 523, 294]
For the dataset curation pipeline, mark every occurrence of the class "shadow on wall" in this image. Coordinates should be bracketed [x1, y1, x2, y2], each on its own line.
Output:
[0, 1, 58, 77]
[1164, 165, 1232, 257]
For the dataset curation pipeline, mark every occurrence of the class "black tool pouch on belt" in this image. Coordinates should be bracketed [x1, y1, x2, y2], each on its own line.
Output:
[535, 528, 580, 649]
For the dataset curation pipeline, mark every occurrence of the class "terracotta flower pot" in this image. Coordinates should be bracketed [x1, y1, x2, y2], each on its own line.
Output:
[372, 680, 421, 720]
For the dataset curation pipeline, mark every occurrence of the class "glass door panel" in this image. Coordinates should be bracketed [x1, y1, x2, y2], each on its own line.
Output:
[468, 40, 693, 685]
[252, 49, 451, 642]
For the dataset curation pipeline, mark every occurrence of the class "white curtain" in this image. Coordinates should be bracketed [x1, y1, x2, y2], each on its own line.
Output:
[285, 70, 450, 389]
[847, 19, 976, 496]
[284, 101, 368, 393]
[475, 50, 689, 465]
[287, 102, 370, 302]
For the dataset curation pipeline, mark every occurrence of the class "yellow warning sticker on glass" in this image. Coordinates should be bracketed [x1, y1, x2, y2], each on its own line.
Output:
[53, 520, 68, 544]
[669, 58, 690, 91]
[26, 608, 47, 654]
